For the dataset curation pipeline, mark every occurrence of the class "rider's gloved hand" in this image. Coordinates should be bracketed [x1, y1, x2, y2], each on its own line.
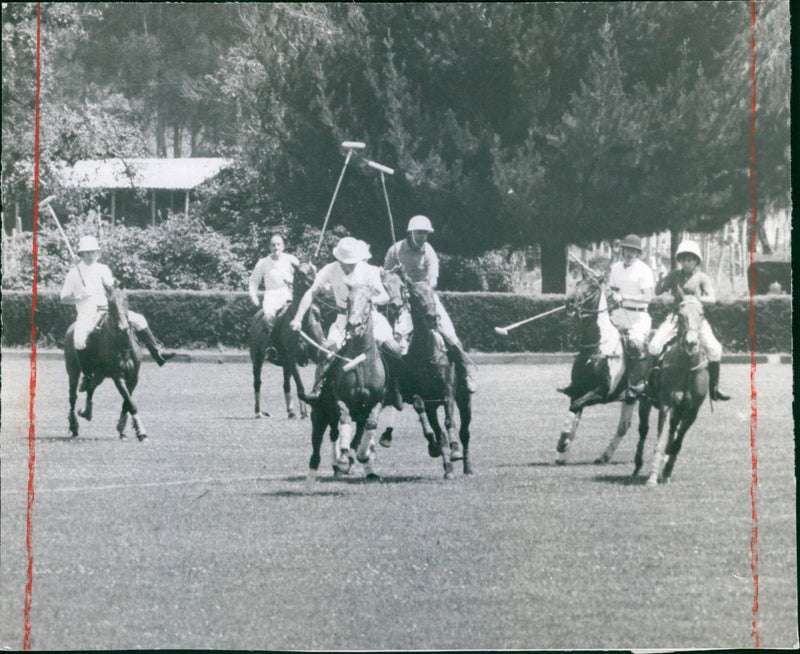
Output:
[290, 319, 302, 332]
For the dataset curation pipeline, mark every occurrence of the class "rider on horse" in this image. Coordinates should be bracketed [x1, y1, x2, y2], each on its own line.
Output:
[607, 233, 655, 400]
[646, 239, 730, 402]
[60, 235, 176, 390]
[249, 234, 300, 361]
[290, 236, 404, 409]
[383, 215, 477, 393]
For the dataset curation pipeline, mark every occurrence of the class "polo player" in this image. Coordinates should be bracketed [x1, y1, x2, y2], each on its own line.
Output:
[383, 215, 477, 393]
[290, 236, 404, 409]
[60, 235, 176, 390]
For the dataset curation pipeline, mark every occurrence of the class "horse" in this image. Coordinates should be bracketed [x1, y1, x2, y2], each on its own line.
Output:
[63, 281, 146, 440]
[389, 268, 472, 479]
[249, 262, 325, 419]
[306, 283, 388, 488]
[555, 270, 641, 465]
[634, 297, 709, 486]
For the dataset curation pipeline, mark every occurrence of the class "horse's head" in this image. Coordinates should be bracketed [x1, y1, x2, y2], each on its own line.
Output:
[676, 297, 704, 358]
[407, 280, 439, 332]
[345, 283, 373, 339]
[104, 281, 130, 333]
[566, 270, 604, 318]
[293, 261, 317, 297]
[380, 267, 407, 326]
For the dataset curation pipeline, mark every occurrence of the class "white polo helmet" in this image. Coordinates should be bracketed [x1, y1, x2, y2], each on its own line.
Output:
[77, 235, 100, 252]
[675, 240, 702, 264]
[407, 215, 434, 233]
[332, 236, 371, 264]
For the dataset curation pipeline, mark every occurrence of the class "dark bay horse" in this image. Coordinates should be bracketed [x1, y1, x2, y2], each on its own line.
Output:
[306, 283, 388, 488]
[556, 270, 638, 464]
[250, 262, 324, 419]
[392, 269, 472, 478]
[635, 297, 709, 486]
[64, 282, 146, 440]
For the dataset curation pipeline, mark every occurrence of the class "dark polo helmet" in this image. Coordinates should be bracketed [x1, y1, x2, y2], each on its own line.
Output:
[620, 234, 643, 252]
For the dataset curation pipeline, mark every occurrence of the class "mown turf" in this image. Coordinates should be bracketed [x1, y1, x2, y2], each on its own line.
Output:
[0, 357, 795, 650]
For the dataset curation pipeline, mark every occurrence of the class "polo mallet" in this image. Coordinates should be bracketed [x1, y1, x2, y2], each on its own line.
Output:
[367, 160, 396, 244]
[296, 329, 366, 371]
[314, 141, 366, 258]
[39, 195, 86, 286]
[494, 305, 566, 336]
[568, 251, 603, 279]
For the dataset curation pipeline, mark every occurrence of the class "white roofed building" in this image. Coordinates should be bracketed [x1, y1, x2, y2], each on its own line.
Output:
[61, 157, 233, 226]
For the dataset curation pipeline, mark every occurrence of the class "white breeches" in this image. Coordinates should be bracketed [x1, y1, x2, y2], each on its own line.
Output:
[648, 314, 722, 361]
[391, 295, 459, 349]
[73, 309, 147, 350]
[262, 286, 292, 318]
[434, 295, 458, 343]
[327, 310, 394, 350]
[610, 309, 652, 348]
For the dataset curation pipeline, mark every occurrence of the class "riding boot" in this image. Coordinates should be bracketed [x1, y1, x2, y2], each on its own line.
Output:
[136, 327, 176, 366]
[643, 353, 660, 402]
[441, 333, 477, 393]
[303, 355, 336, 402]
[379, 340, 404, 411]
[263, 314, 280, 364]
[708, 361, 730, 401]
[624, 345, 646, 400]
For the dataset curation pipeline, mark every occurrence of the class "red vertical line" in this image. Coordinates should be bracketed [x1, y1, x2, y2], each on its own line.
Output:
[23, 3, 43, 651]
[747, 0, 760, 648]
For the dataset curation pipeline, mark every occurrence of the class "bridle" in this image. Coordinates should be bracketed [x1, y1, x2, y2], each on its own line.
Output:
[345, 284, 373, 340]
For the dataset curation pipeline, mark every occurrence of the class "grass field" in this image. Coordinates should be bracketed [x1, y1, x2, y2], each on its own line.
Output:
[1, 356, 796, 650]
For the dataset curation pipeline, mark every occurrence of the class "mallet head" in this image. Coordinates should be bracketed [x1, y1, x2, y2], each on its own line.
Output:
[494, 327, 509, 336]
[341, 141, 366, 150]
[367, 160, 394, 175]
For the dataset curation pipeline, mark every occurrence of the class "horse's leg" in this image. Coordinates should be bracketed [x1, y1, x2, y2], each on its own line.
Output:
[356, 407, 382, 481]
[444, 385, 462, 461]
[379, 406, 395, 448]
[456, 386, 472, 475]
[662, 402, 701, 482]
[68, 364, 80, 438]
[116, 411, 129, 440]
[334, 402, 354, 476]
[556, 407, 584, 465]
[289, 361, 308, 419]
[428, 404, 454, 480]
[78, 379, 97, 422]
[307, 404, 328, 491]
[111, 376, 147, 441]
[413, 395, 440, 458]
[633, 398, 652, 476]
[283, 364, 296, 419]
[596, 400, 636, 464]
[251, 348, 268, 418]
[646, 406, 670, 486]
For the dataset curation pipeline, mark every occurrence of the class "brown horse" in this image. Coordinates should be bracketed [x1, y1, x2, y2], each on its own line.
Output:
[556, 270, 641, 465]
[306, 283, 387, 487]
[635, 297, 709, 486]
[64, 282, 146, 440]
[250, 262, 324, 419]
[389, 268, 472, 478]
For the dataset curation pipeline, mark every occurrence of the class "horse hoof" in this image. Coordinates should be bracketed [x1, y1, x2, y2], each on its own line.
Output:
[594, 454, 609, 465]
[365, 472, 381, 482]
[427, 442, 441, 458]
[333, 466, 350, 478]
[287, 410, 297, 419]
[555, 458, 567, 466]
[443, 471, 455, 480]
[119, 433, 127, 440]
[69, 433, 79, 439]
[463, 462, 473, 475]
[77, 410, 92, 422]
[254, 413, 262, 419]
[450, 444, 463, 461]
[137, 434, 148, 442]
[379, 433, 392, 448]
[646, 476, 658, 487]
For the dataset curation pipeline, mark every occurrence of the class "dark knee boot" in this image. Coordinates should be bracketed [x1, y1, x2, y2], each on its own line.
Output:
[264, 314, 280, 363]
[624, 344, 646, 400]
[136, 327, 176, 366]
[442, 334, 477, 393]
[708, 361, 730, 401]
[644, 353, 660, 402]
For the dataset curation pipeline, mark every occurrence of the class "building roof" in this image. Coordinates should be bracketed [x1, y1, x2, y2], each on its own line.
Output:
[63, 158, 233, 191]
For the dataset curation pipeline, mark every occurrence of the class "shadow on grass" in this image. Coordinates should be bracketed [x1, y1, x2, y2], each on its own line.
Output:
[592, 473, 649, 486]
[35, 436, 113, 443]
[497, 459, 631, 469]
[273, 474, 427, 485]
[260, 489, 347, 497]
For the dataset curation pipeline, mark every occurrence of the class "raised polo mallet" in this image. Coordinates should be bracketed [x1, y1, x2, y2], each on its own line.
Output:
[40, 195, 87, 286]
[314, 141, 366, 258]
[296, 329, 366, 371]
[367, 160, 396, 243]
[494, 305, 566, 336]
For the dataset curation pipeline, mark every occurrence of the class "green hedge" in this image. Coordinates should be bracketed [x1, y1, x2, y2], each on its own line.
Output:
[1, 290, 791, 352]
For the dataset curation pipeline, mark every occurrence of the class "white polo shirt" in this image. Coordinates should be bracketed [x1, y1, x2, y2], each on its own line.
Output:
[608, 259, 654, 310]
[311, 261, 388, 309]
